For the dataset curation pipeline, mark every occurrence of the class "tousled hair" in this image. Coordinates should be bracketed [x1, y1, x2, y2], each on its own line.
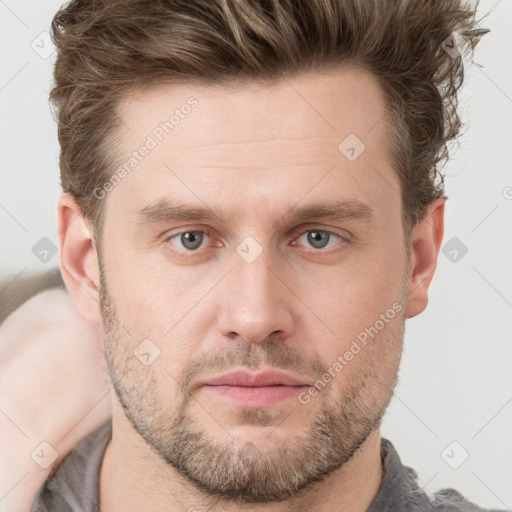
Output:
[50, 0, 488, 243]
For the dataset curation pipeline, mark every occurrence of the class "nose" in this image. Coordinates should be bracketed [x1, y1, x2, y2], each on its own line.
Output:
[216, 249, 295, 345]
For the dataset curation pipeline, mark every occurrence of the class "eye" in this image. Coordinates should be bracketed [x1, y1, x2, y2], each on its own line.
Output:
[168, 231, 209, 251]
[295, 230, 345, 250]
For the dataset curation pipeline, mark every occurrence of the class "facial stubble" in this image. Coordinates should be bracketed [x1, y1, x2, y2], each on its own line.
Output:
[98, 258, 406, 503]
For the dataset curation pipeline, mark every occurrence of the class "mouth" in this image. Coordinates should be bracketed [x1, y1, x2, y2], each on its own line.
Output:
[198, 370, 311, 408]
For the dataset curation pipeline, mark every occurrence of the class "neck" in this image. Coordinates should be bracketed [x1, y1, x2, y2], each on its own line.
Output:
[99, 404, 383, 512]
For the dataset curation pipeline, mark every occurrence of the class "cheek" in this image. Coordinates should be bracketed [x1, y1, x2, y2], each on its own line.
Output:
[294, 243, 407, 368]
[102, 241, 197, 331]
[104, 261, 221, 377]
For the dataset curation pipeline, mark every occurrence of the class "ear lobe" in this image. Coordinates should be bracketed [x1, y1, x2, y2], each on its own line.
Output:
[405, 197, 446, 319]
[57, 193, 102, 326]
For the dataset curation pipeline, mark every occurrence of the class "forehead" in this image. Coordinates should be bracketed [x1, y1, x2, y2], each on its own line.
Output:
[118, 67, 388, 149]
[107, 67, 400, 224]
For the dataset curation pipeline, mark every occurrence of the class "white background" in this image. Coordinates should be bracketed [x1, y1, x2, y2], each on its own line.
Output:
[1, 0, 511, 509]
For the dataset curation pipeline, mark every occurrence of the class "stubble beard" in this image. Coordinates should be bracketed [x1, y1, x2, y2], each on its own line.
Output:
[99, 263, 405, 503]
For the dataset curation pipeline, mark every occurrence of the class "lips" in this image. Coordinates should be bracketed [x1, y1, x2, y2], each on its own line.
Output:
[200, 370, 309, 388]
[198, 370, 311, 408]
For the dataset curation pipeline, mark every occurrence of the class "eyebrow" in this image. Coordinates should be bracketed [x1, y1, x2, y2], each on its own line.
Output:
[136, 197, 374, 227]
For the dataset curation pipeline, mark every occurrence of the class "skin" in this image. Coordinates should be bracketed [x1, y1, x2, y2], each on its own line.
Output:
[0, 289, 111, 512]
[55, 66, 444, 512]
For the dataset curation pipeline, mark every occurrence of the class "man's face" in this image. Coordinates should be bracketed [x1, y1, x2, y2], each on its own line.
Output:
[99, 68, 409, 502]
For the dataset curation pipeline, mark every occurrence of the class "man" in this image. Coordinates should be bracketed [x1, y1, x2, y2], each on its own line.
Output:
[2, 0, 503, 510]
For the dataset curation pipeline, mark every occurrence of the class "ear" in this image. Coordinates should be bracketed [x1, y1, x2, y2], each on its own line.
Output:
[57, 193, 102, 326]
[405, 197, 446, 319]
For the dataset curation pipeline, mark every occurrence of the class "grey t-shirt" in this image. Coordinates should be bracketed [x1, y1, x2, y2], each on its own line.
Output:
[30, 419, 503, 512]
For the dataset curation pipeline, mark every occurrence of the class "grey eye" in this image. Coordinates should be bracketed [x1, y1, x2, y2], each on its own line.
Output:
[298, 230, 341, 250]
[307, 231, 329, 249]
[170, 231, 207, 251]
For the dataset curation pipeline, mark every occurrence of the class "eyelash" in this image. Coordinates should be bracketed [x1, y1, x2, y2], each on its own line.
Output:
[164, 227, 350, 259]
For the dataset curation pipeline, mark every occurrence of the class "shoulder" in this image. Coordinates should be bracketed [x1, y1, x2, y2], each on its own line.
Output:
[373, 439, 505, 512]
[431, 488, 505, 512]
[30, 418, 112, 512]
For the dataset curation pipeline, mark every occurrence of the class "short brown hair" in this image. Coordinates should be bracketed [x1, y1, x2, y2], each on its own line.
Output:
[50, 0, 487, 242]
